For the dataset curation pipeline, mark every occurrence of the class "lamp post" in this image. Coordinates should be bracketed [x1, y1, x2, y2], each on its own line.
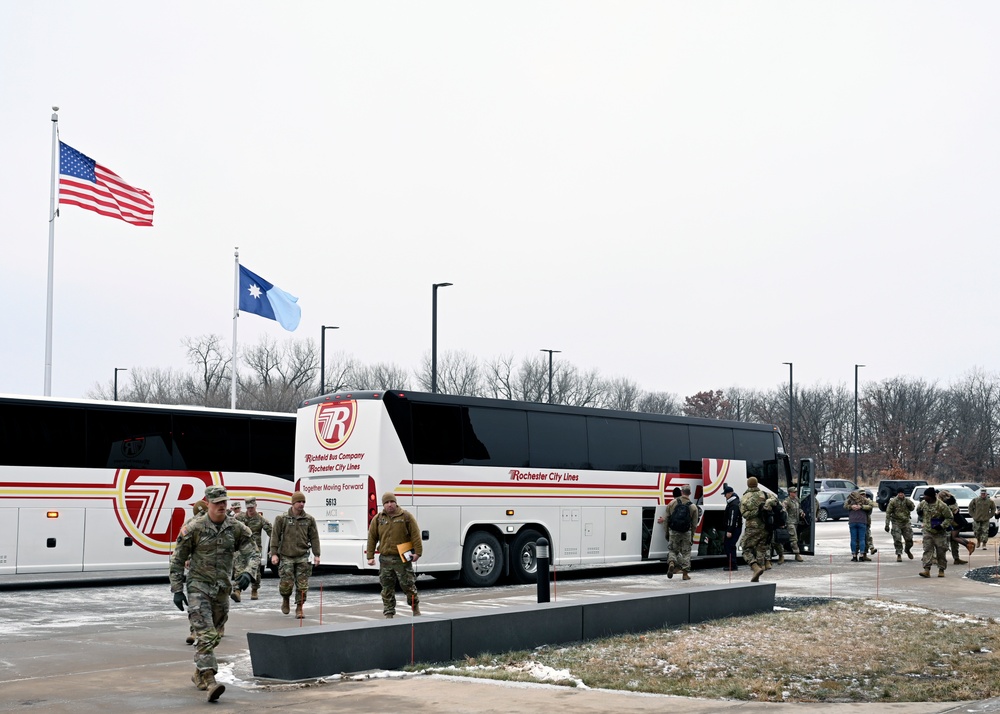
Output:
[782, 362, 793, 468]
[540, 349, 561, 403]
[114, 367, 127, 402]
[320, 325, 339, 395]
[855, 364, 865, 484]
[431, 282, 452, 393]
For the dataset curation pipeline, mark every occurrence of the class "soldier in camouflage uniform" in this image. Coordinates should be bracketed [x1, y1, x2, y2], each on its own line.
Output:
[969, 488, 997, 549]
[367, 491, 423, 618]
[863, 491, 879, 559]
[182, 500, 208, 646]
[779, 488, 804, 562]
[916, 486, 954, 578]
[169, 485, 259, 702]
[739, 476, 777, 582]
[269, 491, 321, 619]
[883, 489, 915, 561]
[656, 484, 699, 580]
[234, 497, 272, 601]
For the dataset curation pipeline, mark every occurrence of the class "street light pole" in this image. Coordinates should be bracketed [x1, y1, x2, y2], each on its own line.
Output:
[782, 362, 793, 468]
[855, 364, 865, 484]
[114, 367, 127, 402]
[320, 325, 339, 395]
[431, 282, 453, 393]
[540, 349, 561, 403]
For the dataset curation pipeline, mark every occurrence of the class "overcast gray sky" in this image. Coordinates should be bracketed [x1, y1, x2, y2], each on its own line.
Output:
[3, 3, 999, 402]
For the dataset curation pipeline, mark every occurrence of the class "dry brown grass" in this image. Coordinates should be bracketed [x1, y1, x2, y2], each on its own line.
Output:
[415, 598, 1000, 702]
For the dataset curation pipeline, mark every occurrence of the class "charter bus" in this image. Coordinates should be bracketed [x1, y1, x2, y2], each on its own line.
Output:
[296, 390, 814, 587]
[0, 394, 296, 575]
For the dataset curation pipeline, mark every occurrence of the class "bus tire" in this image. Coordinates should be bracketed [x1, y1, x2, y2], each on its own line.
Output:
[460, 531, 503, 587]
[509, 528, 543, 584]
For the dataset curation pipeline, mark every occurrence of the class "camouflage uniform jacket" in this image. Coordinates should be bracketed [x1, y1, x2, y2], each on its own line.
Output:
[916, 499, 954, 534]
[740, 487, 775, 530]
[367, 508, 423, 558]
[968, 495, 997, 523]
[269, 509, 321, 559]
[783, 495, 802, 525]
[169, 516, 259, 595]
[236, 512, 273, 549]
[884, 496, 914, 525]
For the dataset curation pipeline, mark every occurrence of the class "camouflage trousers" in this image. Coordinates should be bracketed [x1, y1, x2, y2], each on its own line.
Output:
[667, 530, 693, 572]
[740, 525, 770, 568]
[973, 520, 991, 544]
[889, 520, 914, 554]
[278, 555, 312, 598]
[921, 531, 949, 570]
[378, 554, 418, 616]
[188, 586, 229, 673]
[865, 525, 875, 553]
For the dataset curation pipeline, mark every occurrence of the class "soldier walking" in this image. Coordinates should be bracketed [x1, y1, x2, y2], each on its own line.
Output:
[169, 485, 259, 702]
[269, 491, 321, 619]
[916, 487, 954, 578]
[657, 484, 699, 580]
[739, 477, 777, 582]
[884, 489, 915, 561]
[969, 487, 997, 549]
[367, 492, 423, 618]
[235, 497, 272, 601]
[780, 488, 804, 562]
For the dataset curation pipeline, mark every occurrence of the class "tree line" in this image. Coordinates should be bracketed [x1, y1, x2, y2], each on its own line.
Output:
[88, 335, 1000, 486]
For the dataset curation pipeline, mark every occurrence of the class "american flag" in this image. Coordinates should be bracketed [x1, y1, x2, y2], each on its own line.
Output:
[58, 142, 154, 227]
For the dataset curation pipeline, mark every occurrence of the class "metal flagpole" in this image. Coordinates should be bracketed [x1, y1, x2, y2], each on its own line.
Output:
[44, 107, 60, 396]
[231, 247, 239, 410]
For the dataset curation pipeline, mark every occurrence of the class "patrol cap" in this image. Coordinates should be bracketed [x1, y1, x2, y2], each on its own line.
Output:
[982, 487, 988, 493]
[746, 477, 758, 488]
[291, 491, 306, 503]
[232, 502, 242, 510]
[245, 497, 258, 507]
[382, 491, 397, 504]
[205, 485, 228, 503]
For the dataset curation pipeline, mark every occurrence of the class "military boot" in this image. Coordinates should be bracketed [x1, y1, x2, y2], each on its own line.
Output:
[295, 592, 306, 619]
[954, 558, 968, 565]
[281, 594, 290, 615]
[896, 554, 902, 562]
[251, 587, 259, 601]
[750, 563, 763, 582]
[919, 568, 931, 578]
[777, 552, 785, 564]
[938, 569, 946, 578]
[794, 553, 803, 562]
[412, 601, 421, 616]
[682, 572, 691, 581]
[203, 670, 225, 702]
[763, 560, 772, 570]
[905, 545, 914, 559]
[230, 587, 241, 603]
[191, 668, 207, 691]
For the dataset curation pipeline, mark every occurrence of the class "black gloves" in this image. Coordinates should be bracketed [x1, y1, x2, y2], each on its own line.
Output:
[884, 524, 890, 532]
[237, 572, 252, 591]
[173, 591, 188, 611]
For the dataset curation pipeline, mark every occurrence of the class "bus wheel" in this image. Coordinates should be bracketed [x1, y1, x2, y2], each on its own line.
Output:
[460, 531, 502, 587]
[510, 528, 543, 584]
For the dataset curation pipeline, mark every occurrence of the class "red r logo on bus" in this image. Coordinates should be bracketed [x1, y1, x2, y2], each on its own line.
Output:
[112, 469, 218, 555]
[315, 400, 357, 450]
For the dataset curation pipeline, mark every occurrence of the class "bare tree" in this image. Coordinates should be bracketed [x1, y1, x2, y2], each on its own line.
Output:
[636, 390, 681, 415]
[347, 362, 410, 391]
[483, 353, 517, 400]
[599, 377, 642, 411]
[183, 335, 231, 407]
[416, 350, 484, 396]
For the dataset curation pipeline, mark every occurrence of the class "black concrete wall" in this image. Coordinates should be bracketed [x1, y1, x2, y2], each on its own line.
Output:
[248, 582, 775, 680]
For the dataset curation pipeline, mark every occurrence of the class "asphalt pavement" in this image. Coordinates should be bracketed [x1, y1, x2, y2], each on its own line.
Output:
[1, 523, 1000, 713]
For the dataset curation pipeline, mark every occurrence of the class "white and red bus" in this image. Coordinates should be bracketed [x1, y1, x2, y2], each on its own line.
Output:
[0, 395, 295, 575]
[297, 390, 809, 586]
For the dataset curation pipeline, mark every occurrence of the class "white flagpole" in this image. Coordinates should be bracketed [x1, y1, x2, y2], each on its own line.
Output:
[44, 107, 60, 396]
[231, 247, 239, 410]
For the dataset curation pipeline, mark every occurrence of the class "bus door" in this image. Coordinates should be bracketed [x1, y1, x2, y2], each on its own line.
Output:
[797, 458, 816, 555]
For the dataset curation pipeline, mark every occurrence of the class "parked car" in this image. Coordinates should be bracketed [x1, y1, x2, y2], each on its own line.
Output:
[910, 485, 977, 533]
[816, 490, 850, 522]
[876, 479, 928, 511]
[944, 481, 983, 492]
[988, 487, 1000, 509]
[815, 479, 858, 493]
